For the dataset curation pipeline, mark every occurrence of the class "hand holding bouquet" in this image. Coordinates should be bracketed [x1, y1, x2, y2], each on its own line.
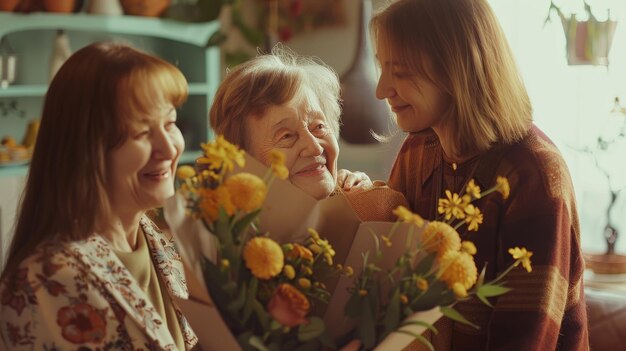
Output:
[342, 178, 534, 350]
[176, 136, 343, 350]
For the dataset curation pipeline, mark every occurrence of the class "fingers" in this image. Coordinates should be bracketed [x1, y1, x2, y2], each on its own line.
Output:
[337, 169, 373, 191]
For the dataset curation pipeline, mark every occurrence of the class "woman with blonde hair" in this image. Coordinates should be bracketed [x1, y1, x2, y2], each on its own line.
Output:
[373, 0, 588, 349]
[0, 42, 197, 350]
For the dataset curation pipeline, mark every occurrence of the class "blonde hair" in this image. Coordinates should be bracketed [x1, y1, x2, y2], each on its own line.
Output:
[210, 47, 341, 149]
[1, 42, 188, 280]
[371, 0, 532, 158]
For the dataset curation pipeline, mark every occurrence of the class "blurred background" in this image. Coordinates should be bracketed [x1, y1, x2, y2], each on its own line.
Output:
[1, 0, 626, 265]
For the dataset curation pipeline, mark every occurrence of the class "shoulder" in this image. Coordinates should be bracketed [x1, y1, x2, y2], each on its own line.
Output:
[496, 126, 573, 201]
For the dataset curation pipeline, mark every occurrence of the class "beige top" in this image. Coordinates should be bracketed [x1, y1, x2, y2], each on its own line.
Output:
[114, 229, 186, 351]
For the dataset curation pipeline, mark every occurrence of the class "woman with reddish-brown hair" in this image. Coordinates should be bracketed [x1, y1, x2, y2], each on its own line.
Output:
[372, 0, 588, 350]
[0, 42, 197, 350]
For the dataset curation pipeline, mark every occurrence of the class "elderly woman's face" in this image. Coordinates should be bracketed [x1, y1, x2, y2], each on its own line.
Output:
[246, 88, 339, 199]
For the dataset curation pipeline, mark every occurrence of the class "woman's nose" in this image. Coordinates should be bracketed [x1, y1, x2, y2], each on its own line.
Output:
[153, 131, 178, 160]
[299, 132, 324, 157]
[375, 70, 394, 100]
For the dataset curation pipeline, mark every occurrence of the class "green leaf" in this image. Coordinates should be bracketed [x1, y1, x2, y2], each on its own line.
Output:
[477, 284, 511, 297]
[215, 207, 233, 248]
[298, 317, 325, 342]
[394, 330, 434, 351]
[242, 278, 259, 323]
[228, 281, 247, 312]
[476, 265, 487, 288]
[251, 298, 270, 331]
[440, 306, 479, 329]
[358, 297, 377, 349]
[233, 209, 262, 236]
[476, 292, 493, 308]
[249, 335, 270, 351]
[345, 292, 361, 318]
[382, 289, 401, 334]
[413, 253, 436, 274]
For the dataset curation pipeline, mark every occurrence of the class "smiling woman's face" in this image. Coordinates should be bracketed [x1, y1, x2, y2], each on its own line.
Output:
[246, 87, 339, 199]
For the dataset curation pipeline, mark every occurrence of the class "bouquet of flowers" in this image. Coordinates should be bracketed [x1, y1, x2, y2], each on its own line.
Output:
[175, 136, 344, 350]
[341, 179, 534, 350]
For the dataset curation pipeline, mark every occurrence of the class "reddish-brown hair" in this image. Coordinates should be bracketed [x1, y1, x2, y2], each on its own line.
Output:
[1, 42, 188, 280]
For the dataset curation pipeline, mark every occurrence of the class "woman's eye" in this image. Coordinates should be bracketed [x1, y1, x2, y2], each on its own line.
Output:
[311, 123, 328, 136]
[165, 121, 177, 131]
[279, 133, 294, 141]
[134, 130, 150, 138]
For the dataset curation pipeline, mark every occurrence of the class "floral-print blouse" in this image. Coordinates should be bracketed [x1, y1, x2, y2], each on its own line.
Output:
[0, 217, 198, 351]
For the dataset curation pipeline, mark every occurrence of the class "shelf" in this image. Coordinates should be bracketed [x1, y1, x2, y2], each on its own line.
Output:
[0, 83, 210, 98]
[0, 164, 29, 178]
[0, 13, 220, 48]
[0, 150, 204, 178]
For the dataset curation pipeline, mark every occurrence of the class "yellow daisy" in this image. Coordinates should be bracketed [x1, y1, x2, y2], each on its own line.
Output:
[496, 176, 510, 200]
[466, 179, 481, 199]
[464, 204, 484, 231]
[508, 247, 533, 272]
[438, 190, 469, 220]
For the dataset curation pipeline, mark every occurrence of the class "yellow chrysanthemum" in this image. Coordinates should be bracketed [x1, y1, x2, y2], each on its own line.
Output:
[176, 165, 196, 180]
[224, 172, 267, 212]
[464, 204, 483, 231]
[286, 244, 314, 262]
[496, 176, 510, 200]
[466, 179, 481, 199]
[399, 294, 409, 304]
[283, 265, 295, 280]
[198, 186, 235, 222]
[438, 251, 478, 290]
[508, 247, 533, 273]
[416, 277, 429, 291]
[298, 278, 311, 290]
[300, 266, 313, 276]
[243, 237, 284, 280]
[438, 190, 469, 220]
[421, 221, 461, 258]
[452, 282, 468, 298]
[392, 206, 425, 227]
[272, 164, 289, 180]
[461, 241, 477, 256]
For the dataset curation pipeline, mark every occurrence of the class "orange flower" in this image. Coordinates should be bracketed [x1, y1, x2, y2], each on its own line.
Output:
[267, 283, 310, 327]
[57, 303, 107, 344]
[286, 243, 314, 262]
[421, 221, 461, 259]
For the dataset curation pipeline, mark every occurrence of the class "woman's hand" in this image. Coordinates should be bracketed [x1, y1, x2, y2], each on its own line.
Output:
[337, 169, 373, 191]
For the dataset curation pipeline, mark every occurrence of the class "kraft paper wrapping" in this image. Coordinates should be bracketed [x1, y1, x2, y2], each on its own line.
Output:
[164, 155, 441, 350]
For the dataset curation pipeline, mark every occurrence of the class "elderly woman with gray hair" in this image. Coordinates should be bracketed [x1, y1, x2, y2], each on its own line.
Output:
[209, 48, 407, 220]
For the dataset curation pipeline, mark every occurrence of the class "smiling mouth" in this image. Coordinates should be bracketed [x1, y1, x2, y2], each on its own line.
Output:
[391, 104, 410, 113]
[143, 169, 170, 181]
[295, 163, 327, 177]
